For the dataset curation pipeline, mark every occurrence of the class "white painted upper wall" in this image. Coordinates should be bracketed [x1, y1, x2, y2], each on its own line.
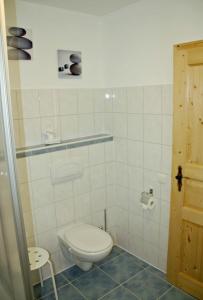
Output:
[103, 0, 203, 87]
[14, 0, 203, 89]
[15, 1, 104, 89]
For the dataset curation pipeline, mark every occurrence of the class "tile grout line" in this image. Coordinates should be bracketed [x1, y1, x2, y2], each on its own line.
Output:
[157, 286, 173, 299]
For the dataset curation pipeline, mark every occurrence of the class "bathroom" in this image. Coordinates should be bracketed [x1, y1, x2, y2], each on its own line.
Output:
[0, 0, 203, 299]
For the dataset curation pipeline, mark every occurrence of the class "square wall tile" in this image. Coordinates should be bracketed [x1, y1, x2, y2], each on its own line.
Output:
[31, 178, 54, 209]
[104, 113, 113, 134]
[127, 87, 144, 114]
[128, 189, 143, 217]
[105, 141, 115, 162]
[55, 89, 78, 115]
[112, 88, 127, 113]
[75, 193, 91, 220]
[113, 113, 127, 137]
[116, 186, 129, 210]
[106, 162, 116, 185]
[74, 168, 90, 195]
[60, 115, 78, 140]
[94, 113, 105, 133]
[90, 164, 106, 189]
[54, 181, 73, 202]
[115, 138, 128, 163]
[34, 204, 56, 234]
[78, 114, 94, 136]
[162, 115, 173, 146]
[128, 234, 144, 258]
[144, 219, 159, 246]
[144, 143, 162, 172]
[116, 162, 128, 187]
[17, 89, 39, 119]
[28, 153, 51, 181]
[143, 169, 161, 199]
[161, 145, 172, 175]
[41, 117, 61, 143]
[89, 143, 105, 165]
[78, 89, 93, 114]
[69, 146, 89, 168]
[144, 86, 162, 114]
[91, 187, 106, 212]
[162, 85, 173, 115]
[128, 114, 143, 141]
[37, 229, 59, 254]
[93, 89, 105, 113]
[128, 166, 144, 192]
[128, 140, 143, 168]
[38, 89, 58, 117]
[144, 115, 162, 144]
[21, 118, 41, 146]
[55, 198, 75, 227]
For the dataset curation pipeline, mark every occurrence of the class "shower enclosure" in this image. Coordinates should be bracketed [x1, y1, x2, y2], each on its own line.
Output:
[0, 1, 33, 299]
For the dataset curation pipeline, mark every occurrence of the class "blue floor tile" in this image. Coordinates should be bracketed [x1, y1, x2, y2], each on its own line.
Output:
[41, 284, 85, 300]
[124, 269, 171, 300]
[147, 265, 166, 280]
[96, 246, 124, 266]
[34, 274, 67, 299]
[73, 267, 118, 300]
[100, 252, 144, 284]
[61, 265, 86, 282]
[101, 286, 138, 300]
[124, 252, 149, 269]
[160, 287, 196, 300]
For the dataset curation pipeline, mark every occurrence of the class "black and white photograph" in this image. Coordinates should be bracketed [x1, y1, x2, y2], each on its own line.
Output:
[7, 26, 33, 60]
[57, 49, 82, 79]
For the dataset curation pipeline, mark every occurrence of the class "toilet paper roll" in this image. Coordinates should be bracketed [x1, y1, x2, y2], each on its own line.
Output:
[142, 197, 156, 210]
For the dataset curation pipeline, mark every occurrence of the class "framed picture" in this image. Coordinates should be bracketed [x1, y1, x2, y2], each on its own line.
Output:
[57, 50, 82, 79]
[7, 26, 33, 60]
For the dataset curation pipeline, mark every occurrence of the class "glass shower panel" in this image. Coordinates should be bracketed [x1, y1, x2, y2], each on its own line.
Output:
[0, 1, 33, 299]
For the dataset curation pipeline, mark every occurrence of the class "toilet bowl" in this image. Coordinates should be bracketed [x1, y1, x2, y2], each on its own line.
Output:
[58, 223, 113, 271]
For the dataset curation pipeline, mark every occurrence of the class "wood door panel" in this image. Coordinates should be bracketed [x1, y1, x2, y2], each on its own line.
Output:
[167, 40, 203, 299]
[184, 179, 203, 210]
[187, 66, 203, 164]
[188, 47, 203, 65]
[181, 221, 203, 280]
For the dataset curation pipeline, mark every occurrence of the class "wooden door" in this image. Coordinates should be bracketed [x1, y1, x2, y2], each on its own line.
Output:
[167, 40, 203, 299]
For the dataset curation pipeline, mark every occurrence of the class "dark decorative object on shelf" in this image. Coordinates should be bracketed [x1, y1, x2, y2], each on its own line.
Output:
[7, 26, 33, 60]
[57, 50, 82, 79]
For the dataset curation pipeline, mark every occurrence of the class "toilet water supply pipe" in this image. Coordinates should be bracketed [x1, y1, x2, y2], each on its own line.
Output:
[104, 209, 107, 232]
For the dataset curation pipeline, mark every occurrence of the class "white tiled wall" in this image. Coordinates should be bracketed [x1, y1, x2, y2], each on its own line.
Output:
[111, 84, 173, 272]
[14, 84, 173, 276]
[12, 89, 113, 148]
[17, 141, 116, 277]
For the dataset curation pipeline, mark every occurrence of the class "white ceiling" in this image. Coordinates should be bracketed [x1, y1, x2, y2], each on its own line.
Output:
[21, 0, 140, 16]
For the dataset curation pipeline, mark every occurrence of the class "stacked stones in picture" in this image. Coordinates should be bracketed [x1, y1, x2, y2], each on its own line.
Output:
[57, 50, 82, 79]
[70, 53, 82, 76]
[7, 27, 33, 60]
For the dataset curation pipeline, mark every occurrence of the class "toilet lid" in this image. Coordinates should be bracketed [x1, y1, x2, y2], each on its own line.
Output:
[64, 224, 112, 253]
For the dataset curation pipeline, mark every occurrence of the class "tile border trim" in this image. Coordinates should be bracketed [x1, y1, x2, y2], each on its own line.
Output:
[16, 134, 113, 159]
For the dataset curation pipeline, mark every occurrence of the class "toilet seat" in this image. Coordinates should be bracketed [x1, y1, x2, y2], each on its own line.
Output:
[64, 223, 112, 254]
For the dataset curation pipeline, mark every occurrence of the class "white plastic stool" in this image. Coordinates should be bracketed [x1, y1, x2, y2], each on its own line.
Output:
[28, 247, 58, 300]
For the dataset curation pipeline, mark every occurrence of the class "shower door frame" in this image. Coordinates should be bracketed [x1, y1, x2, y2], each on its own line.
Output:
[0, 0, 33, 299]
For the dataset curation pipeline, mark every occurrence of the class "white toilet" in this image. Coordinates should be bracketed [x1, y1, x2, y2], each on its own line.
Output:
[58, 223, 113, 271]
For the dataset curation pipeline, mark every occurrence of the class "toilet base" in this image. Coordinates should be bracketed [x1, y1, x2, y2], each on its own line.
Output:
[76, 259, 93, 271]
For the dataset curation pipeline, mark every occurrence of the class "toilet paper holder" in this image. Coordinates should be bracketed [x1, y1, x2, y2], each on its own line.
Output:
[140, 188, 156, 210]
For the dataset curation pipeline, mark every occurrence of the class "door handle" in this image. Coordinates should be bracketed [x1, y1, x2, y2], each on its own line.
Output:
[175, 166, 183, 192]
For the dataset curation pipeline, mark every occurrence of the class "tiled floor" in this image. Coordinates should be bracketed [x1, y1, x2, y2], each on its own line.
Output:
[34, 246, 196, 300]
